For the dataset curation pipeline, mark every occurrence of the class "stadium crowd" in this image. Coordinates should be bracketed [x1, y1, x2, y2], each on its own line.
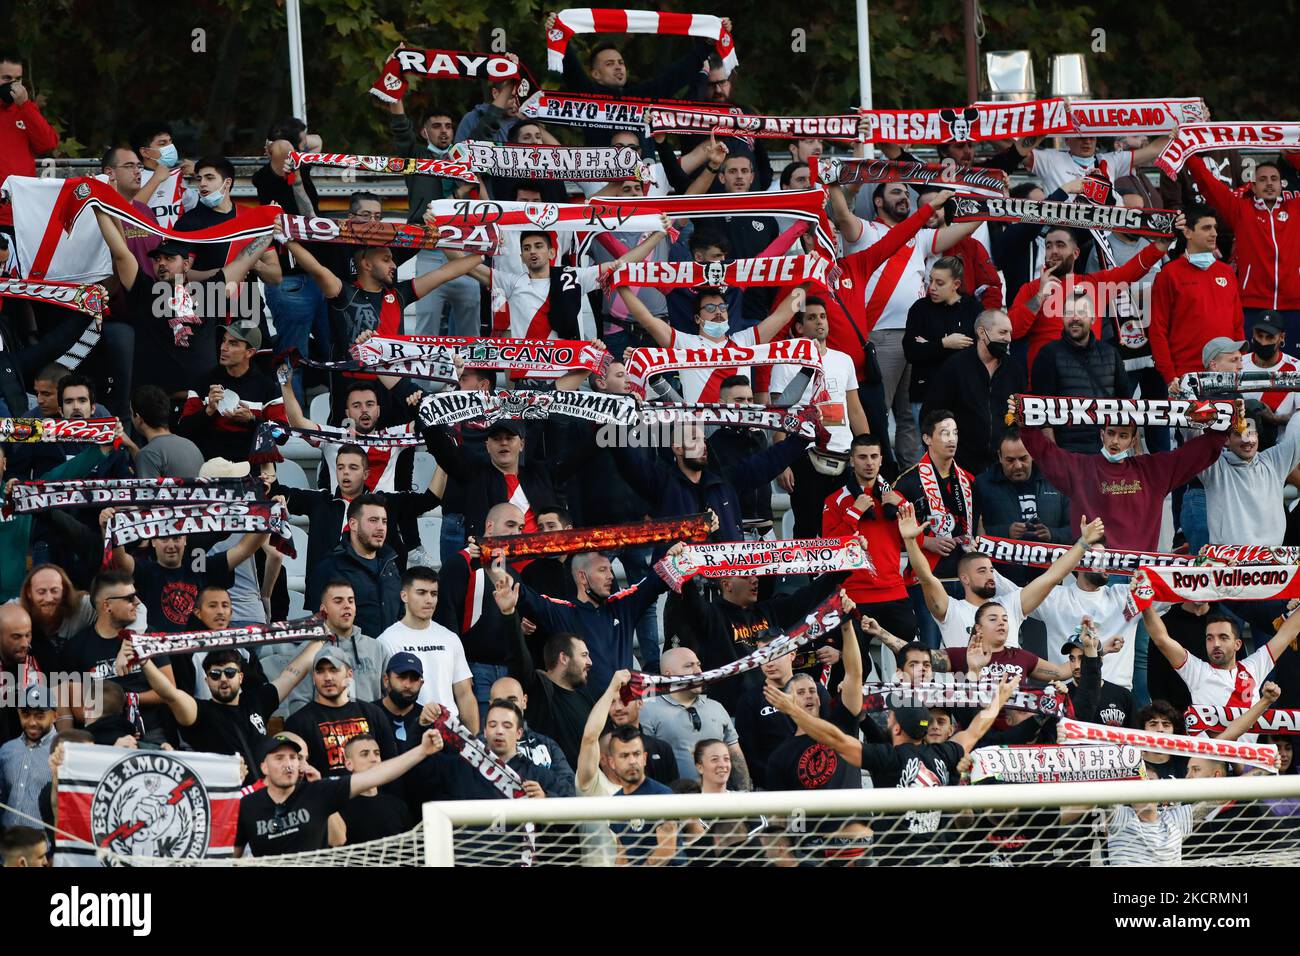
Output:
[1, 13, 1300, 868]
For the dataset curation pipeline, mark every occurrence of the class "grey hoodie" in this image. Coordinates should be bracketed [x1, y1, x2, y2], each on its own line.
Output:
[1202, 416, 1300, 545]
[260, 627, 387, 719]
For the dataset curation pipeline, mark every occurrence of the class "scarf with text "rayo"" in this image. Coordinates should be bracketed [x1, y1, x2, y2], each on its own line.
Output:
[861, 681, 1073, 719]
[121, 615, 329, 663]
[4, 475, 264, 518]
[647, 107, 860, 141]
[480, 512, 713, 561]
[1180, 369, 1300, 397]
[1126, 565, 1300, 617]
[974, 535, 1196, 573]
[624, 337, 824, 399]
[358, 335, 610, 376]
[0, 279, 107, 371]
[1155, 123, 1300, 177]
[1198, 544, 1300, 565]
[1009, 394, 1239, 433]
[637, 402, 823, 438]
[248, 420, 424, 465]
[458, 140, 647, 183]
[916, 452, 974, 542]
[278, 345, 459, 388]
[103, 501, 295, 567]
[547, 8, 737, 75]
[606, 253, 834, 297]
[1184, 705, 1300, 737]
[1066, 98, 1208, 135]
[432, 708, 526, 799]
[277, 213, 499, 254]
[858, 99, 1072, 144]
[0, 417, 120, 446]
[949, 196, 1179, 238]
[417, 387, 640, 429]
[369, 48, 532, 104]
[969, 744, 1142, 784]
[621, 593, 845, 702]
[423, 198, 665, 238]
[815, 157, 1008, 197]
[518, 90, 736, 132]
[1058, 716, 1279, 772]
[653, 536, 875, 592]
[284, 151, 476, 183]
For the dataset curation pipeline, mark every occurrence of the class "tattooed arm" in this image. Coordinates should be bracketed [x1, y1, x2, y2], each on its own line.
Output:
[863, 614, 953, 673]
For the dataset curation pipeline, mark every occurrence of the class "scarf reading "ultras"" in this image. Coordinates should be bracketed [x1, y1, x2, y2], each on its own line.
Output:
[974, 535, 1195, 572]
[859, 99, 1072, 144]
[647, 107, 861, 141]
[1156, 123, 1300, 176]
[547, 8, 737, 74]
[1067, 98, 1207, 135]
[249, 420, 424, 465]
[861, 681, 1072, 719]
[5, 475, 264, 517]
[950, 196, 1179, 238]
[653, 536, 874, 592]
[277, 214, 499, 254]
[607, 253, 833, 295]
[969, 744, 1142, 784]
[0, 278, 108, 319]
[815, 157, 1008, 196]
[285, 151, 475, 182]
[480, 513, 713, 560]
[123, 615, 329, 663]
[1184, 705, 1300, 736]
[369, 48, 531, 104]
[1009, 394, 1238, 432]
[433, 709, 526, 799]
[624, 338, 823, 399]
[417, 388, 639, 429]
[459, 141, 646, 182]
[1059, 716, 1279, 772]
[621, 593, 845, 703]
[1198, 544, 1300, 565]
[103, 502, 295, 566]
[357, 335, 610, 376]
[1128, 565, 1300, 614]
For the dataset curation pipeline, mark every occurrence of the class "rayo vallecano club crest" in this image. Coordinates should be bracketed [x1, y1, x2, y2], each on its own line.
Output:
[91, 752, 210, 861]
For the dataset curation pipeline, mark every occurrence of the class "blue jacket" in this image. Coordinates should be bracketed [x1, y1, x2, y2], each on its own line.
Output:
[310, 538, 402, 638]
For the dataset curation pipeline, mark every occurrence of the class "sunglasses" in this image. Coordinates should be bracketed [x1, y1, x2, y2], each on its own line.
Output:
[207, 667, 240, 680]
[687, 706, 702, 732]
[108, 592, 140, 604]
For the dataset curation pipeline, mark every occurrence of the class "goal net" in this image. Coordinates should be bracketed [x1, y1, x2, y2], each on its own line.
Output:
[422, 776, 1300, 867]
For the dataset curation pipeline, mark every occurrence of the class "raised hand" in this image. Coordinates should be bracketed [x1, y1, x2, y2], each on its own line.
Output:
[1261, 681, 1282, 705]
[1080, 514, 1105, 546]
[763, 682, 799, 717]
[896, 501, 926, 541]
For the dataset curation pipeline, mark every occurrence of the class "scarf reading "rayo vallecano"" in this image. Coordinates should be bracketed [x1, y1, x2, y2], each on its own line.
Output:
[546, 8, 737, 74]
[950, 196, 1179, 238]
[1184, 705, 1300, 736]
[1009, 394, 1238, 432]
[519, 90, 735, 132]
[458, 141, 646, 182]
[1128, 565, 1300, 613]
[969, 744, 1142, 784]
[1066, 98, 1207, 135]
[285, 151, 476, 182]
[0, 417, 120, 446]
[103, 501, 295, 566]
[607, 253, 834, 296]
[369, 47, 532, 104]
[974, 535, 1195, 572]
[1155, 122, 1300, 176]
[355, 335, 610, 375]
[1059, 716, 1279, 772]
[417, 388, 640, 429]
[647, 107, 860, 141]
[5, 475, 264, 517]
[652, 537, 875, 592]
[480, 513, 713, 560]
[860, 681, 1072, 719]
[621, 593, 845, 702]
[815, 157, 1008, 196]
[123, 615, 329, 663]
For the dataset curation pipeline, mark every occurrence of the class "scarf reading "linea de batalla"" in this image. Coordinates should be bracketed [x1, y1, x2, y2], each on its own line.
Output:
[5, 475, 264, 517]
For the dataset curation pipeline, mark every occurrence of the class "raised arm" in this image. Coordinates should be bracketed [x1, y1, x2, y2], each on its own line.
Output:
[221, 234, 276, 288]
[283, 239, 343, 298]
[93, 208, 140, 288]
[754, 285, 808, 344]
[1217, 681, 1281, 741]
[1141, 599, 1188, 670]
[763, 682, 863, 766]
[579, 671, 629, 793]
[950, 677, 1021, 755]
[897, 501, 950, 622]
[122, 639, 198, 727]
[827, 183, 864, 245]
[838, 592, 864, 715]
[598, 217, 670, 277]
[412, 252, 484, 300]
[1266, 607, 1300, 665]
[269, 638, 326, 702]
[615, 285, 673, 346]
[349, 727, 445, 797]
[1019, 515, 1105, 615]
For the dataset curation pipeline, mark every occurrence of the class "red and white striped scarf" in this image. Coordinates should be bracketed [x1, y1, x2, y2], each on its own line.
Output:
[546, 8, 737, 75]
[369, 48, 532, 104]
[1059, 716, 1279, 772]
[916, 452, 973, 542]
[285, 150, 475, 182]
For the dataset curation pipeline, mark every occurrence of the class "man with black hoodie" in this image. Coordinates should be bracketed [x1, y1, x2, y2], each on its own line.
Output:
[1063, 625, 1137, 728]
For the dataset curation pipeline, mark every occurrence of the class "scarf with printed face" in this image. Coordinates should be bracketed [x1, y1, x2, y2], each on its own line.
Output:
[480, 512, 712, 561]
[621, 593, 845, 702]
[4, 475, 264, 518]
[1058, 716, 1279, 772]
[1067, 98, 1207, 135]
[1183, 705, 1300, 736]
[277, 213, 499, 254]
[0, 279, 108, 371]
[624, 338, 824, 400]
[916, 452, 973, 542]
[606, 253, 834, 296]
[974, 535, 1195, 573]
[418, 387, 640, 429]
[121, 615, 329, 663]
[949, 195, 1178, 238]
[1155, 123, 1300, 177]
[0, 417, 120, 446]
[858, 99, 1072, 144]
[355, 335, 611, 376]
[653, 537, 875, 592]
[815, 157, 1008, 196]
[103, 501, 295, 567]
[1008, 394, 1239, 432]
[546, 8, 737, 75]
[861, 681, 1074, 719]
[968, 744, 1142, 784]
[647, 107, 860, 141]
[285, 151, 476, 182]
[519, 90, 736, 132]
[433, 709, 525, 799]
[1180, 370, 1300, 396]
[369, 48, 532, 104]
[459, 141, 647, 182]
[249, 420, 423, 465]
[1127, 565, 1300, 617]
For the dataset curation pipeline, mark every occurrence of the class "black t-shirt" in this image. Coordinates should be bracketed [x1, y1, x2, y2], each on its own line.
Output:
[766, 700, 862, 791]
[328, 279, 419, 353]
[859, 738, 967, 850]
[524, 672, 595, 768]
[63, 626, 173, 697]
[174, 203, 237, 271]
[125, 268, 231, 395]
[236, 777, 351, 857]
[284, 699, 397, 777]
[1144, 755, 1188, 779]
[181, 682, 280, 782]
[370, 698, 425, 753]
[134, 552, 234, 633]
[340, 791, 413, 845]
[736, 681, 831, 790]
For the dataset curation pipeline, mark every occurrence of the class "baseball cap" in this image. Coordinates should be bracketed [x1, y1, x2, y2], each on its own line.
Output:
[1202, 336, 1248, 367]
[313, 645, 351, 671]
[199, 457, 252, 479]
[1061, 634, 1084, 655]
[147, 238, 192, 259]
[891, 705, 931, 740]
[223, 324, 263, 349]
[260, 733, 303, 762]
[386, 651, 424, 677]
[1253, 312, 1285, 335]
[485, 420, 524, 438]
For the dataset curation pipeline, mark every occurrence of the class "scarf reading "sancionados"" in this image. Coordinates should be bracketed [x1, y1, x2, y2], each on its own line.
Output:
[1058, 716, 1279, 772]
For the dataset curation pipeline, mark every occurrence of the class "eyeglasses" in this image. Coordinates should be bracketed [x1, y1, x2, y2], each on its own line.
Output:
[686, 706, 702, 732]
[207, 667, 240, 680]
[351, 211, 384, 221]
[698, 303, 727, 314]
[108, 593, 140, 604]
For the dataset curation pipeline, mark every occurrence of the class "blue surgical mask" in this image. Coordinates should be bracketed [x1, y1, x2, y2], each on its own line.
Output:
[427, 141, 449, 157]
[1101, 446, 1133, 463]
[200, 188, 226, 209]
[1070, 154, 1093, 169]
[157, 143, 179, 168]
[703, 319, 729, 338]
[1186, 251, 1215, 270]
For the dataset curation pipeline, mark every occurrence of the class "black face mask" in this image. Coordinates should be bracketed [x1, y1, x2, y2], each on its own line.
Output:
[0, 83, 13, 106]
[1254, 341, 1279, 361]
[985, 339, 1010, 360]
[387, 688, 419, 709]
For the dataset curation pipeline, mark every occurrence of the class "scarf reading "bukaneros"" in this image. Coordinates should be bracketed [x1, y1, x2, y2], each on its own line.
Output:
[624, 338, 824, 399]
[103, 501, 295, 566]
[0, 417, 120, 446]
[860, 681, 1073, 719]
[647, 107, 861, 141]
[547, 8, 737, 75]
[814, 157, 1008, 196]
[858, 99, 1072, 144]
[0, 278, 108, 319]
[277, 213, 499, 254]
[973, 535, 1195, 572]
[1155, 122, 1300, 177]
[1198, 544, 1300, 565]
[1066, 97, 1207, 135]
[969, 744, 1142, 784]
[4, 475, 264, 518]
[122, 615, 329, 663]
[1058, 716, 1279, 772]
[357, 335, 610, 375]
[480, 513, 713, 560]
[417, 388, 639, 429]
[285, 151, 476, 182]
[1184, 705, 1300, 736]
[637, 402, 821, 438]
[457, 141, 647, 182]
[248, 420, 424, 465]
[433, 709, 525, 799]
[369, 48, 532, 105]
[606, 253, 834, 296]
[1128, 565, 1300, 615]
[949, 196, 1179, 238]
[1008, 394, 1238, 432]
[653, 536, 875, 592]
[1180, 369, 1300, 396]
[620, 593, 846, 703]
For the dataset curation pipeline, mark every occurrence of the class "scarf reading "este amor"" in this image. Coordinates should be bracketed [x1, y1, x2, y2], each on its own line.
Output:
[1059, 716, 1279, 772]
[949, 196, 1179, 238]
[547, 8, 737, 74]
[369, 48, 531, 104]
[5, 475, 263, 517]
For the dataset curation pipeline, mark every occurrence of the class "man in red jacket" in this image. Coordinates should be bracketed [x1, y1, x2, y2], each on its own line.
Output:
[0, 54, 59, 230]
[1149, 206, 1246, 392]
[1188, 155, 1300, 339]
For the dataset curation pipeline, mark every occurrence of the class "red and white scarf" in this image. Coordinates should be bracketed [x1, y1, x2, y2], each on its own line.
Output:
[1155, 123, 1300, 176]
[519, 89, 734, 132]
[624, 337, 823, 399]
[861, 681, 1073, 719]
[1184, 705, 1300, 736]
[0, 417, 120, 446]
[607, 253, 834, 296]
[916, 452, 973, 542]
[648, 107, 859, 141]
[121, 615, 329, 663]
[858, 99, 1072, 144]
[369, 47, 532, 104]
[815, 157, 1008, 196]
[969, 744, 1142, 784]
[0, 278, 108, 319]
[1066, 98, 1207, 135]
[424, 198, 664, 237]
[459, 141, 646, 183]
[1059, 716, 1279, 772]
[1198, 544, 1300, 565]
[103, 502, 295, 565]
[653, 536, 875, 592]
[974, 535, 1195, 573]
[480, 513, 712, 561]
[546, 8, 737, 75]
[5, 475, 264, 517]
[249, 420, 424, 465]
[417, 387, 640, 429]
[949, 196, 1179, 238]
[1128, 565, 1300, 615]
[433, 709, 526, 799]
[356, 334, 610, 375]
[277, 213, 499, 254]
[1010, 394, 1239, 433]
[285, 150, 476, 182]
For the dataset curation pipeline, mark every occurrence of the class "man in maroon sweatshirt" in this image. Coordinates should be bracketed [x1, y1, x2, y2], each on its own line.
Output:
[1011, 395, 1232, 552]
